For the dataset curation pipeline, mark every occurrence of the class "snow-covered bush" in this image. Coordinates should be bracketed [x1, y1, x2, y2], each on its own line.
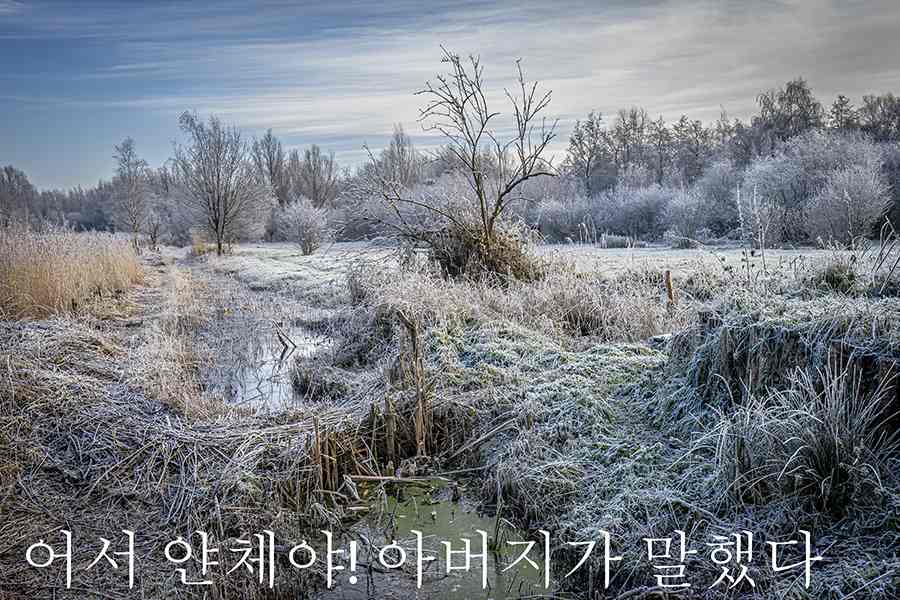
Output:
[277, 198, 332, 255]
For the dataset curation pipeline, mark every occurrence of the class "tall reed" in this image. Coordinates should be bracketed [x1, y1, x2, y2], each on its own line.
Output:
[0, 223, 143, 318]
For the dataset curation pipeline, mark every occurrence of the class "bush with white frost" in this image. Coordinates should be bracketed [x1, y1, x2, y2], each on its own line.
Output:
[277, 198, 332, 255]
[595, 185, 675, 240]
[806, 162, 889, 245]
[693, 160, 741, 235]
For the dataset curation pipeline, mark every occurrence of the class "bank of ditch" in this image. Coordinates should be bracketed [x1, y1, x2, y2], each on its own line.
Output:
[2, 244, 899, 599]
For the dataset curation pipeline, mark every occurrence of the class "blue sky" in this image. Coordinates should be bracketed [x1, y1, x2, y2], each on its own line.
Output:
[2, 0, 900, 190]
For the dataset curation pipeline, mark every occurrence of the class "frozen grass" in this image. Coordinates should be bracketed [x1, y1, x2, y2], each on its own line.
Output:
[198, 241, 392, 306]
[0, 224, 143, 318]
[711, 365, 899, 513]
[4, 238, 899, 598]
[317, 241, 900, 597]
[0, 273, 385, 597]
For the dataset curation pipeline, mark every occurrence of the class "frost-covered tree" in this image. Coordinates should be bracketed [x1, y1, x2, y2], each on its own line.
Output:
[173, 112, 272, 255]
[859, 93, 900, 142]
[671, 115, 711, 185]
[647, 116, 672, 185]
[290, 145, 339, 208]
[379, 124, 422, 188]
[565, 111, 609, 195]
[113, 137, 149, 251]
[755, 78, 824, 147]
[251, 129, 290, 207]
[828, 95, 859, 131]
[806, 163, 889, 245]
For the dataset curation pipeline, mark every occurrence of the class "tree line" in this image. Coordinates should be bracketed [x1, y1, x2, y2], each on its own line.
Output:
[2, 75, 900, 252]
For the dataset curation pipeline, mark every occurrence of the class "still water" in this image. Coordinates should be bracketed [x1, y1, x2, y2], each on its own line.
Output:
[314, 480, 555, 600]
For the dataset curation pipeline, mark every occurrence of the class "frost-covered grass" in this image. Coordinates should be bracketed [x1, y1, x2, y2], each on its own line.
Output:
[197, 241, 394, 306]
[9, 237, 887, 598]
[289, 238, 899, 598]
[537, 242, 839, 275]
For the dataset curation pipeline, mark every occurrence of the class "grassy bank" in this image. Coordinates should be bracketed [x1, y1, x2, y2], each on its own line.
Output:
[2, 240, 899, 598]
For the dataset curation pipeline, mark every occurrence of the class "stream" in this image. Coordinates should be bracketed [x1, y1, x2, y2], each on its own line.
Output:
[192, 271, 552, 598]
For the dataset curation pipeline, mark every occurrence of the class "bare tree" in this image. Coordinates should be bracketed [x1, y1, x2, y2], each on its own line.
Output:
[380, 124, 422, 187]
[647, 116, 672, 185]
[565, 111, 607, 195]
[611, 107, 649, 173]
[361, 49, 556, 278]
[251, 129, 290, 206]
[173, 112, 272, 256]
[422, 49, 555, 236]
[291, 145, 339, 208]
[113, 138, 148, 251]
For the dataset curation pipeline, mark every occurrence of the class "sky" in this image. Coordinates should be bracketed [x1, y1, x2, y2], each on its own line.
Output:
[2, 0, 900, 190]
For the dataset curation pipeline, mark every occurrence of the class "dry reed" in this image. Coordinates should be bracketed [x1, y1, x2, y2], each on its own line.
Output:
[0, 223, 143, 318]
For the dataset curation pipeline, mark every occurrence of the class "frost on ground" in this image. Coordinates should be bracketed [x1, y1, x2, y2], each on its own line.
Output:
[2, 240, 898, 599]
[202, 241, 395, 305]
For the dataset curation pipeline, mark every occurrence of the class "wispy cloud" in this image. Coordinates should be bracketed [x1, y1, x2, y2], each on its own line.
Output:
[0, 0, 24, 16]
[3, 0, 900, 189]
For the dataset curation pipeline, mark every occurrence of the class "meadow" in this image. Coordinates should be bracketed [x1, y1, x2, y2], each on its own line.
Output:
[2, 227, 898, 599]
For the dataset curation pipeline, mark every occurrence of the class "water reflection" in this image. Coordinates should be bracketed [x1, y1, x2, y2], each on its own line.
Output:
[201, 308, 326, 411]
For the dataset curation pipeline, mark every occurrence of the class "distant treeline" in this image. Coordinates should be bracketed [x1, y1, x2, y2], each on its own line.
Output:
[2, 78, 899, 247]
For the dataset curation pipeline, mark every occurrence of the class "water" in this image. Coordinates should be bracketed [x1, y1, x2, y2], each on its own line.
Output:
[315, 480, 554, 600]
[201, 308, 328, 411]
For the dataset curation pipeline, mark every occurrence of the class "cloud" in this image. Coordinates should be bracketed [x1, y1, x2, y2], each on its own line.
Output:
[0, 1, 24, 16]
[3, 0, 900, 188]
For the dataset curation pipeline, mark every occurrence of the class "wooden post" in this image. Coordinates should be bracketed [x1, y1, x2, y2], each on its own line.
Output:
[384, 393, 396, 468]
[664, 269, 676, 314]
[397, 310, 427, 457]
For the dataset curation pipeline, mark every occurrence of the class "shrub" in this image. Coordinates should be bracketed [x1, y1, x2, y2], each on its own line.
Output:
[807, 257, 857, 294]
[805, 163, 890, 245]
[742, 130, 887, 244]
[534, 196, 594, 243]
[664, 229, 698, 249]
[665, 188, 704, 241]
[741, 154, 803, 245]
[188, 228, 216, 256]
[595, 185, 676, 240]
[427, 217, 545, 282]
[597, 233, 640, 248]
[0, 223, 143, 318]
[694, 160, 741, 235]
[277, 198, 332, 255]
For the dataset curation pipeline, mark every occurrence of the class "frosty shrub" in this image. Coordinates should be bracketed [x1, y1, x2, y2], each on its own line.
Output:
[806, 163, 889, 245]
[535, 196, 594, 243]
[694, 160, 741, 235]
[277, 198, 332, 255]
[665, 188, 704, 242]
[741, 154, 804, 245]
[595, 185, 675, 240]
